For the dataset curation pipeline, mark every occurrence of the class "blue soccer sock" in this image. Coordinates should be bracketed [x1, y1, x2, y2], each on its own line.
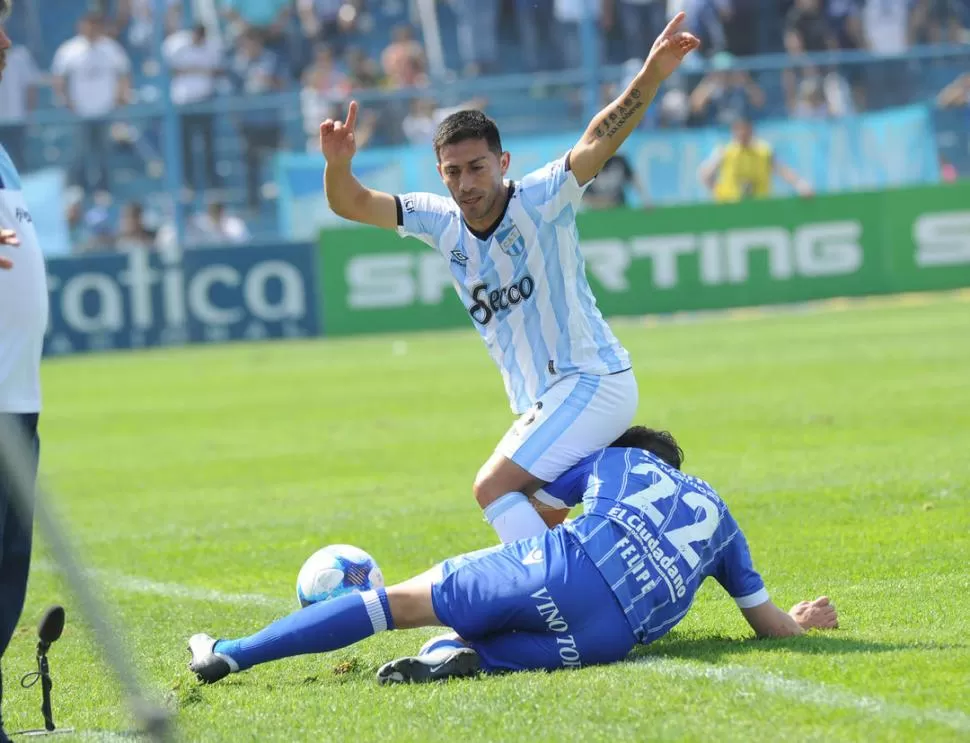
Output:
[214, 588, 395, 671]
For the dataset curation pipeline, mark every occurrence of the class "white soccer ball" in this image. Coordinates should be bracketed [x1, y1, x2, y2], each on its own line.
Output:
[296, 544, 385, 608]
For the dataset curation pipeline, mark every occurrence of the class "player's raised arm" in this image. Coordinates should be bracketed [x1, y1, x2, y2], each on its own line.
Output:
[321, 101, 398, 230]
[568, 12, 700, 187]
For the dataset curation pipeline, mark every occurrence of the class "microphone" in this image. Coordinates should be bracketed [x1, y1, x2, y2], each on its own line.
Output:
[15, 605, 73, 737]
[37, 606, 65, 656]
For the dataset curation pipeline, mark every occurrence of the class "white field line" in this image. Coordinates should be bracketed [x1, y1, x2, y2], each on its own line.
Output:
[638, 657, 970, 735]
[31, 561, 970, 735]
[32, 559, 291, 610]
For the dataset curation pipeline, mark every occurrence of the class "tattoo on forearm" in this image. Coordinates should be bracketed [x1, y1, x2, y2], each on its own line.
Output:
[593, 89, 644, 139]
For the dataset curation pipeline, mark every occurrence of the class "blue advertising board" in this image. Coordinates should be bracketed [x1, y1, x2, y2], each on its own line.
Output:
[43, 243, 320, 356]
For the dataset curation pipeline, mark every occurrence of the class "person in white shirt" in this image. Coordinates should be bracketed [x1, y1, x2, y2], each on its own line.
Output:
[0, 41, 39, 172]
[554, 0, 602, 70]
[163, 24, 224, 192]
[0, 5, 49, 741]
[188, 201, 251, 246]
[51, 13, 132, 193]
[860, 0, 913, 108]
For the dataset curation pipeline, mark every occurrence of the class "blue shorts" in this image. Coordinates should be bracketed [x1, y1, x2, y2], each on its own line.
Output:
[431, 528, 637, 673]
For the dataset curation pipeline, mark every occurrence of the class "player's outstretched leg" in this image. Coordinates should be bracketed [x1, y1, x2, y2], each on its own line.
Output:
[188, 577, 440, 684]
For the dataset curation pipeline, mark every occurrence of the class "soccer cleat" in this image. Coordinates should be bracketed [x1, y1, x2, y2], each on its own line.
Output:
[376, 647, 481, 685]
[187, 633, 238, 684]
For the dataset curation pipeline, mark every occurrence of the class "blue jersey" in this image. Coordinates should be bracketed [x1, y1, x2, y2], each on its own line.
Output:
[395, 153, 631, 415]
[548, 447, 768, 644]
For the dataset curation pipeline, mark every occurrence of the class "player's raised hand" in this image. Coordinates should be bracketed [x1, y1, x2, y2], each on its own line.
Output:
[644, 12, 701, 82]
[0, 229, 19, 270]
[789, 596, 839, 630]
[319, 101, 360, 166]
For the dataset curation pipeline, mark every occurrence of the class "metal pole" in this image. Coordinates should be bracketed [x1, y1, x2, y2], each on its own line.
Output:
[154, 0, 185, 248]
[0, 417, 174, 741]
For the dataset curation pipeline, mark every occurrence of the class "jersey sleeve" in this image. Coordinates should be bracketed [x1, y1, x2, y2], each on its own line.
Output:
[710, 515, 769, 608]
[394, 192, 455, 251]
[539, 456, 598, 509]
[517, 151, 592, 222]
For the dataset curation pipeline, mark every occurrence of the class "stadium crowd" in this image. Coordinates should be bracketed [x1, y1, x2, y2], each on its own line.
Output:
[0, 0, 968, 253]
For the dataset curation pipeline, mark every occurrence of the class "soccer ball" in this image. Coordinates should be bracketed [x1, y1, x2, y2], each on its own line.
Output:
[296, 544, 384, 608]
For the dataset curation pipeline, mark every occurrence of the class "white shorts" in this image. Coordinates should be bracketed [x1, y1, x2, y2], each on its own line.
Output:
[496, 369, 639, 484]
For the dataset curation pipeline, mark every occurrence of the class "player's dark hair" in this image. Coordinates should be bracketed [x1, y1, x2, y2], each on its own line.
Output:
[609, 426, 685, 469]
[432, 110, 502, 160]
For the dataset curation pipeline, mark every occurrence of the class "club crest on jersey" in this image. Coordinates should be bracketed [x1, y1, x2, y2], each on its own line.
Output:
[498, 225, 524, 256]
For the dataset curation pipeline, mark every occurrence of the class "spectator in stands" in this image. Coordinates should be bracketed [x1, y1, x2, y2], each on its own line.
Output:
[381, 25, 427, 89]
[788, 64, 855, 118]
[230, 28, 286, 211]
[117, 0, 183, 55]
[65, 188, 88, 250]
[297, 0, 361, 72]
[911, 0, 968, 43]
[189, 201, 251, 245]
[300, 44, 351, 149]
[554, 0, 603, 70]
[859, 0, 911, 54]
[0, 36, 40, 172]
[858, 0, 912, 108]
[221, 0, 292, 51]
[581, 153, 650, 210]
[784, 0, 839, 55]
[401, 97, 487, 145]
[827, 0, 866, 49]
[937, 72, 970, 108]
[77, 206, 116, 255]
[608, 1, 668, 62]
[51, 13, 132, 195]
[699, 117, 813, 203]
[514, 0, 552, 72]
[717, 0, 764, 57]
[116, 202, 158, 251]
[163, 23, 224, 194]
[688, 51, 765, 127]
[783, 0, 840, 121]
[346, 46, 381, 89]
[452, 0, 500, 76]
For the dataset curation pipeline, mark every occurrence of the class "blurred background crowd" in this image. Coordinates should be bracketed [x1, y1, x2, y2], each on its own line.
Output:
[1, 0, 968, 253]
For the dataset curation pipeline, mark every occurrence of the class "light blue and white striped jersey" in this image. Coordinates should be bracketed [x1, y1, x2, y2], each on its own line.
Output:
[549, 447, 768, 645]
[395, 152, 631, 414]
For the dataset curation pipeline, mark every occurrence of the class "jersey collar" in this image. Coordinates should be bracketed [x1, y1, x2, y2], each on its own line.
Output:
[463, 181, 515, 241]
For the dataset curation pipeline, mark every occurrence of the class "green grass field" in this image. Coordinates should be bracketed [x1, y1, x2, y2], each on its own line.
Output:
[4, 293, 970, 742]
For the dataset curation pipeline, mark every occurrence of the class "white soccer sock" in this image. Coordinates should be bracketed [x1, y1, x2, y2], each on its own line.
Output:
[483, 491, 548, 543]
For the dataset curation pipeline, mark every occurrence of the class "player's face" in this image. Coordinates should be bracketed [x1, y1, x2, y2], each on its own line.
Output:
[733, 120, 753, 146]
[437, 138, 510, 227]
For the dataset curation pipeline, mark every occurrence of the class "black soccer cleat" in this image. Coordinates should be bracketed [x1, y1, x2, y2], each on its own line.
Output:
[376, 647, 481, 685]
[187, 633, 237, 685]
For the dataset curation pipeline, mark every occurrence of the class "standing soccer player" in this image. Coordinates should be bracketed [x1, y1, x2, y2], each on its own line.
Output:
[0, 3, 48, 740]
[320, 14, 700, 543]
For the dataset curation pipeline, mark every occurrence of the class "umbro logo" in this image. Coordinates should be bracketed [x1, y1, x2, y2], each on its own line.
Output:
[521, 548, 544, 566]
[16, 208, 32, 224]
[450, 250, 468, 265]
